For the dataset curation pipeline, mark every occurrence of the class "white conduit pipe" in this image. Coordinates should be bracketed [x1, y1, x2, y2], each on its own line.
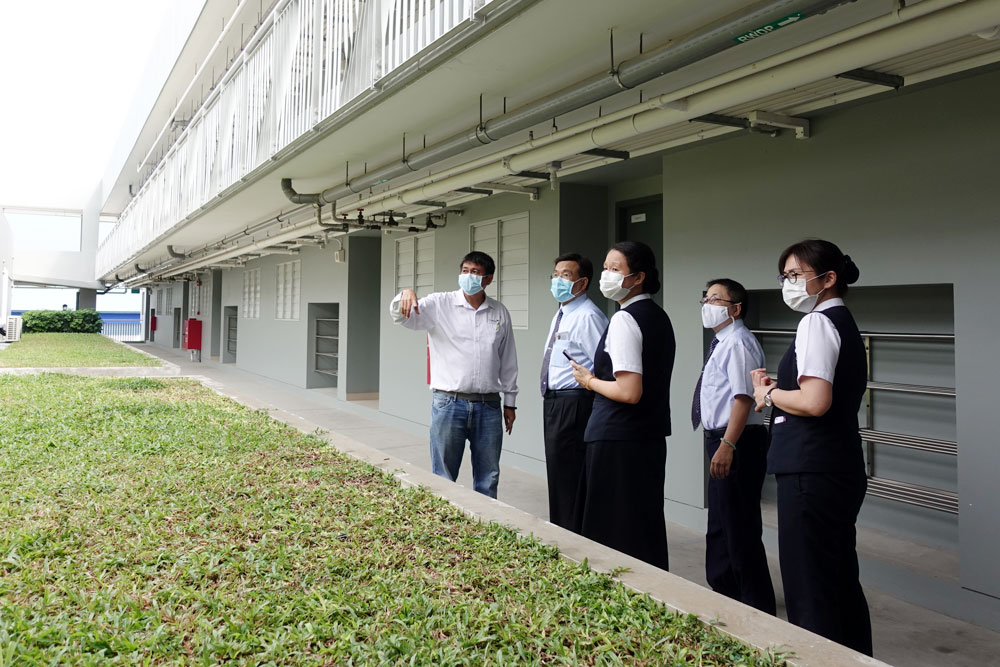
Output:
[162, 213, 343, 277]
[165, 0, 995, 277]
[332, 0, 965, 216]
[351, 0, 999, 217]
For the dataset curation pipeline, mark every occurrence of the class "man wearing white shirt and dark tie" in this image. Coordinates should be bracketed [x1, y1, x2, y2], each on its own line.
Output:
[540, 253, 609, 530]
[390, 251, 518, 498]
[693, 278, 776, 615]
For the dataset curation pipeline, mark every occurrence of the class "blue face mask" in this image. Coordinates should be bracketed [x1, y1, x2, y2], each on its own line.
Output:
[458, 272, 484, 295]
[550, 276, 582, 303]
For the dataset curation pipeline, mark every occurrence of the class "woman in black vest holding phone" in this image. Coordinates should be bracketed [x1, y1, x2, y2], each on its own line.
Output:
[751, 239, 871, 656]
[569, 241, 675, 570]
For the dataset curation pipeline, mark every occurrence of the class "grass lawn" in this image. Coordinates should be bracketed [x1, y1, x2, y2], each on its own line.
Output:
[0, 333, 160, 368]
[0, 374, 784, 665]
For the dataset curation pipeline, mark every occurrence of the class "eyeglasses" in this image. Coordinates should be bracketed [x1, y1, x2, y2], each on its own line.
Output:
[777, 270, 821, 285]
[699, 296, 735, 306]
[551, 272, 579, 280]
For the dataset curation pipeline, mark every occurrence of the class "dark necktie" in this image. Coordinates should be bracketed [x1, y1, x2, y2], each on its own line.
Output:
[691, 336, 720, 430]
[540, 308, 564, 395]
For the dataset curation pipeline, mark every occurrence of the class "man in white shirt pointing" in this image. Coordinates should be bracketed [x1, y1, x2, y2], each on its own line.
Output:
[390, 251, 519, 498]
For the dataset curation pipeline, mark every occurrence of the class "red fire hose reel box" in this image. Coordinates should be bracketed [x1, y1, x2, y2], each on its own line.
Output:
[183, 318, 203, 351]
[150, 316, 157, 331]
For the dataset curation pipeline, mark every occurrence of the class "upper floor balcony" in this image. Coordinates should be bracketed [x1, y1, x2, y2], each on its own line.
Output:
[97, 0, 497, 279]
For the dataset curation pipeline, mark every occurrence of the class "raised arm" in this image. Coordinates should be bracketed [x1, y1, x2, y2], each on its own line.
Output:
[389, 289, 438, 330]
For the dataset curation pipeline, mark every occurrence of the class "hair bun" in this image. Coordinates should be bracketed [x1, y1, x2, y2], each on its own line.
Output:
[842, 254, 860, 284]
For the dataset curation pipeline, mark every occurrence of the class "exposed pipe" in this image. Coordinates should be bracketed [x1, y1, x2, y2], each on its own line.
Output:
[345, 0, 1000, 218]
[281, 0, 854, 205]
[281, 178, 321, 205]
[183, 208, 307, 260]
[166, 245, 187, 259]
[320, 0, 964, 219]
[182, 0, 996, 278]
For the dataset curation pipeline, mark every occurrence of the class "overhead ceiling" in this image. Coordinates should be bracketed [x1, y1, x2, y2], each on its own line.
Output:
[104, 0, 1000, 281]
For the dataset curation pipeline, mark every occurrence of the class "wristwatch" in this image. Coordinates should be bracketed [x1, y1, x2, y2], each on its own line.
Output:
[763, 387, 776, 408]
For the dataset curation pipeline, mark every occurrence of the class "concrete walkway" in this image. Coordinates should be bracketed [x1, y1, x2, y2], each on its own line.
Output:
[72, 344, 1000, 665]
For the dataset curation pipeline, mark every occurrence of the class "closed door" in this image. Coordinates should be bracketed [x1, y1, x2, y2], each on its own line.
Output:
[617, 197, 663, 307]
[173, 308, 182, 348]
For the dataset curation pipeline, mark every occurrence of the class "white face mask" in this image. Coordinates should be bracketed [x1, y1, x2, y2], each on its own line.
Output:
[599, 270, 634, 301]
[701, 303, 732, 329]
[782, 272, 828, 313]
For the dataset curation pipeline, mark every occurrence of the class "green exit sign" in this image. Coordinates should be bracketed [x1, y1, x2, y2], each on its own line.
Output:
[734, 12, 802, 43]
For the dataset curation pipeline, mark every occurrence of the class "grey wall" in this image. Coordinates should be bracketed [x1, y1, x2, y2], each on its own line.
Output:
[379, 189, 560, 477]
[657, 67, 1000, 599]
[220, 245, 351, 387]
[77, 289, 97, 310]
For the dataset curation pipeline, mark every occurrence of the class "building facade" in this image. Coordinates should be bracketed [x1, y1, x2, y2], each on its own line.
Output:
[67, 0, 1000, 630]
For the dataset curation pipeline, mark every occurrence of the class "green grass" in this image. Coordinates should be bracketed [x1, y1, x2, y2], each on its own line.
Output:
[0, 333, 159, 368]
[0, 374, 785, 665]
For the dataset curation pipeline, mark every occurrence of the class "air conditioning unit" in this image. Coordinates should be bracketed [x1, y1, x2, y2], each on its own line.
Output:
[5, 315, 22, 342]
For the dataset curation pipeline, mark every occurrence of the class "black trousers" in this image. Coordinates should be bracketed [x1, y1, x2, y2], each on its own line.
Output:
[776, 471, 873, 656]
[575, 437, 669, 571]
[705, 425, 776, 615]
[542, 390, 594, 531]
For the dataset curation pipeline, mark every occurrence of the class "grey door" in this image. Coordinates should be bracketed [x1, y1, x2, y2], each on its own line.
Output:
[223, 306, 238, 363]
[173, 308, 182, 348]
[617, 197, 663, 307]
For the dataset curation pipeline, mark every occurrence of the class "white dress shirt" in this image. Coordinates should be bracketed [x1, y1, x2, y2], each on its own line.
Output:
[543, 295, 609, 391]
[603, 293, 651, 375]
[795, 297, 845, 384]
[699, 318, 765, 430]
[390, 290, 519, 407]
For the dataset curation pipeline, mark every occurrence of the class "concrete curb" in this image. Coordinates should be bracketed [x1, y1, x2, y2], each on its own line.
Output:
[211, 380, 890, 667]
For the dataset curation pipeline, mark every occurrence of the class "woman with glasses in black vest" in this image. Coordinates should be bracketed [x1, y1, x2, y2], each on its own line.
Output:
[751, 239, 871, 656]
[568, 240, 675, 570]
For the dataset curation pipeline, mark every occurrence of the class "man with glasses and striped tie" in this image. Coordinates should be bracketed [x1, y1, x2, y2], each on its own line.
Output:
[693, 278, 775, 615]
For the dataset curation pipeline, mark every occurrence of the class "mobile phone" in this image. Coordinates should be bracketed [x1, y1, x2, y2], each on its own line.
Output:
[561, 350, 578, 364]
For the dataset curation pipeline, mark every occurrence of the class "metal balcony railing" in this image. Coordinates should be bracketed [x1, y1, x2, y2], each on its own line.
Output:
[98, 0, 485, 279]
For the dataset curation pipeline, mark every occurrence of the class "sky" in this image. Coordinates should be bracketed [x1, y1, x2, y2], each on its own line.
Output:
[0, 0, 171, 210]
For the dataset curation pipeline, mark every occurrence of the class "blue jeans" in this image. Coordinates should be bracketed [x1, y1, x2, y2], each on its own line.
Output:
[429, 391, 503, 498]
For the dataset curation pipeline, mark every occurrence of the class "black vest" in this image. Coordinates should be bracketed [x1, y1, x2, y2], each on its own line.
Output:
[585, 298, 675, 441]
[767, 305, 867, 474]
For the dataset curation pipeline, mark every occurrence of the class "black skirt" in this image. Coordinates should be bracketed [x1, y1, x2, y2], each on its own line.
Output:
[574, 437, 669, 570]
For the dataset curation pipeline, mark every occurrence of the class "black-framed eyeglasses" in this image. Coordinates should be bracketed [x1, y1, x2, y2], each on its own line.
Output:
[699, 296, 735, 306]
[777, 270, 822, 285]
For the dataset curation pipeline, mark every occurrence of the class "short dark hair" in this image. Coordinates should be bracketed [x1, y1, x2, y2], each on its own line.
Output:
[706, 278, 748, 319]
[554, 252, 594, 283]
[460, 251, 496, 276]
[778, 239, 860, 296]
[611, 240, 660, 294]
